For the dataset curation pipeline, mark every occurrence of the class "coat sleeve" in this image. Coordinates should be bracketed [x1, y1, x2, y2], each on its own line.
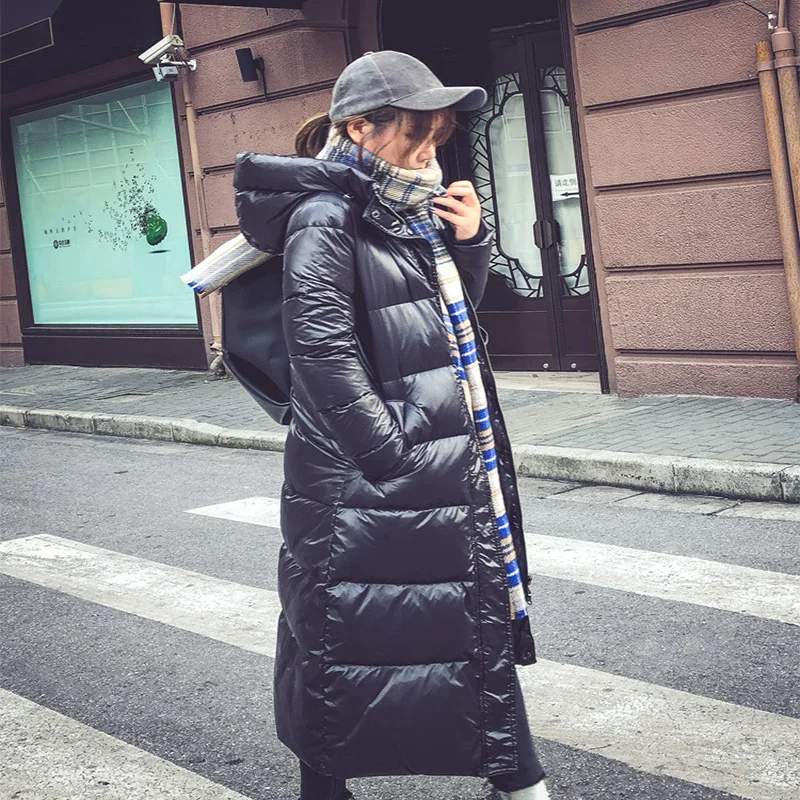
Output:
[282, 197, 408, 479]
[444, 224, 494, 307]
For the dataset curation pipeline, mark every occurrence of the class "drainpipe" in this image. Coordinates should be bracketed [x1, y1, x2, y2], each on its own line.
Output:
[773, 0, 800, 225]
[160, 3, 224, 374]
[757, 36, 800, 396]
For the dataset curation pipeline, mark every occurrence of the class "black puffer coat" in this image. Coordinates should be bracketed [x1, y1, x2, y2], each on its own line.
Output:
[233, 153, 536, 780]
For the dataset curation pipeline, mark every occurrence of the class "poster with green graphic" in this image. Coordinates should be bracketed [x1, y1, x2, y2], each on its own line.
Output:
[11, 80, 197, 325]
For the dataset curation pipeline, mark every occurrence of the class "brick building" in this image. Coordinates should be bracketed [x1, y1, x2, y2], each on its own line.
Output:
[1, 0, 798, 399]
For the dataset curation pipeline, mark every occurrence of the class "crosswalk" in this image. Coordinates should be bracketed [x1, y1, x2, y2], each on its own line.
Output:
[0, 689, 250, 800]
[1, 495, 798, 800]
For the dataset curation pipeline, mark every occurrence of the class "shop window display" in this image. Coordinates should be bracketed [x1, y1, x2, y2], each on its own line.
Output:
[10, 80, 196, 325]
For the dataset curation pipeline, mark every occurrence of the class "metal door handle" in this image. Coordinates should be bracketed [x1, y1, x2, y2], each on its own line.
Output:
[533, 220, 554, 249]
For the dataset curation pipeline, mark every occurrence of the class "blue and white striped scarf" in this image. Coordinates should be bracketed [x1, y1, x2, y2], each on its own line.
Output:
[319, 135, 528, 620]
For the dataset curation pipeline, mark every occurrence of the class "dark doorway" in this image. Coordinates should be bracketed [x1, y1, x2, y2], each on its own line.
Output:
[382, 0, 601, 373]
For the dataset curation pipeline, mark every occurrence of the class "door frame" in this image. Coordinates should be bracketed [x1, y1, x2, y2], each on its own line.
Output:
[517, 24, 573, 370]
[554, 0, 610, 391]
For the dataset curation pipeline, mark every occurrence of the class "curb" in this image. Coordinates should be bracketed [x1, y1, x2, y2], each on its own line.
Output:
[2, 404, 798, 504]
[513, 445, 799, 504]
[0, 406, 286, 453]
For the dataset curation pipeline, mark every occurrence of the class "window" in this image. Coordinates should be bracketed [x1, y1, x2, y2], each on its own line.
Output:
[10, 79, 196, 325]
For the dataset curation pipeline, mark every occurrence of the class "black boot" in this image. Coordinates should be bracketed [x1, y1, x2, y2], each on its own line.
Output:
[298, 760, 353, 800]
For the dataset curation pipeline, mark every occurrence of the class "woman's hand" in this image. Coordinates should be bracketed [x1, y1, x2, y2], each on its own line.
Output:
[431, 181, 482, 241]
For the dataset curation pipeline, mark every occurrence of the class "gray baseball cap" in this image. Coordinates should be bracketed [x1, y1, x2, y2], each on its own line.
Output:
[328, 50, 488, 123]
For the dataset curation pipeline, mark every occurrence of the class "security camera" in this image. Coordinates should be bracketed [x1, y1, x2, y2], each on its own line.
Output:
[140, 33, 197, 81]
[139, 34, 184, 66]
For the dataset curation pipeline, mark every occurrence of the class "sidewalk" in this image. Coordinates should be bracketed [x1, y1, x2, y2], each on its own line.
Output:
[1, 365, 798, 502]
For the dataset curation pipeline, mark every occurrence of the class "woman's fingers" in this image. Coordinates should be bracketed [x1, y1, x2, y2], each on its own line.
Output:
[432, 195, 467, 213]
[431, 206, 460, 223]
[443, 181, 480, 208]
[433, 181, 482, 241]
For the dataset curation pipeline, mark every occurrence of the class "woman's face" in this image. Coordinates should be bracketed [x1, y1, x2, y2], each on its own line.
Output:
[347, 117, 442, 170]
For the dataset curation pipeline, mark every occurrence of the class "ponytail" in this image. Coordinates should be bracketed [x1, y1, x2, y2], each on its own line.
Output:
[295, 112, 332, 158]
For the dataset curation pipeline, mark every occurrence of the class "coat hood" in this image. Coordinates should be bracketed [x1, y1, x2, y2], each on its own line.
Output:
[234, 153, 376, 254]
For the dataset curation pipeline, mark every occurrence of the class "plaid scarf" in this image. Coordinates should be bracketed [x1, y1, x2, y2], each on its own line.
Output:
[319, 135, 528, 621]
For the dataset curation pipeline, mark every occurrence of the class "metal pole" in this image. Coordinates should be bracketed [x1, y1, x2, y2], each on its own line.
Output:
[772, 11, 800, 227]
[160, 2, 224, 373]
[757, 38, 800, 398]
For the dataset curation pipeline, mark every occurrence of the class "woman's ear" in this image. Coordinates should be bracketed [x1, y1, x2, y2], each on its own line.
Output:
[346, 117, 375, 145]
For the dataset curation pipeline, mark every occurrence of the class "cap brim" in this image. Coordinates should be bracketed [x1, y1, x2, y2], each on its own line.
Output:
[391, 85, 488, 113]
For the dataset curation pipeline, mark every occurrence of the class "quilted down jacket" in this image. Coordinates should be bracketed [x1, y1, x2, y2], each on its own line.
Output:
[233, 153, 536, 780]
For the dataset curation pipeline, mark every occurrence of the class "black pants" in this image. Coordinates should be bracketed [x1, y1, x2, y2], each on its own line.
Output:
[490, 678, 546, 793]
[299, 679, 545, 799]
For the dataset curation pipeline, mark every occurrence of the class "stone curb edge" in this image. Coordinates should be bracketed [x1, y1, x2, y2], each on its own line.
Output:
[1, 405, 798, 504]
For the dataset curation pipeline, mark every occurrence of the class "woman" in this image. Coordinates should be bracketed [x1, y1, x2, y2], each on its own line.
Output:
[233, 51, 549, 800]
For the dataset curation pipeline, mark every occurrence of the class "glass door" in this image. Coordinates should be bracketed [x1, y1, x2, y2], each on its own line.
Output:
[466, 28, 598, 371]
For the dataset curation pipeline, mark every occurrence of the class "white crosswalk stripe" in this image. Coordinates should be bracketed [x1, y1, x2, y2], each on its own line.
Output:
[186, 496, 282, 528]
[185, 496, 800, 625]
[527, 532, 800, 625]
[0, 534, 281, 656]
[522, 662, 800, 800]
[0, 688, 250, 800]
[1, 531, 799, 800]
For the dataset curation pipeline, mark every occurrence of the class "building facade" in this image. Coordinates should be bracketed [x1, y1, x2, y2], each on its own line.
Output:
[1, 0, 798, 399]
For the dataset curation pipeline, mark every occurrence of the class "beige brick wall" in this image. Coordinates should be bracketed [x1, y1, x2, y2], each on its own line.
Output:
[176, 0, 354, 243]
[567, 0, 798, 398]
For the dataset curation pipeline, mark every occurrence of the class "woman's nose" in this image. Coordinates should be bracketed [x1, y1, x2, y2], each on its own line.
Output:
[419, 144, 436, 162]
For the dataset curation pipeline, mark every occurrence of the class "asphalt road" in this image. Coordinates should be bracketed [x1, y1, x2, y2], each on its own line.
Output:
[1, 427, 798, 800]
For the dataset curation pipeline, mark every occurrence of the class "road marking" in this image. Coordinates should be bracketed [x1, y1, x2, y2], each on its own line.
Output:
[519, 660, 800, 800]
[184, 495, 800, 624]
[0, 688, 250, 800]
[0, 535, 280, 656]
[186, 496, 281, 528]
[2, 534, 799, 799]
[185, 490, 800, 528]
[527, 532, 800, 625]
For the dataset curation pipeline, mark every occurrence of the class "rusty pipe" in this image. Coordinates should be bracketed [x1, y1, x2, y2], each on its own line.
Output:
[771, 7, 800, 228]
[757, 39, 800, 396]
[160, 3, 224, 373]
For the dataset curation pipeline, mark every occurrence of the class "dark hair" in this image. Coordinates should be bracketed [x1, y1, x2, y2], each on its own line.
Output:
[294, 106, 457, 161]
